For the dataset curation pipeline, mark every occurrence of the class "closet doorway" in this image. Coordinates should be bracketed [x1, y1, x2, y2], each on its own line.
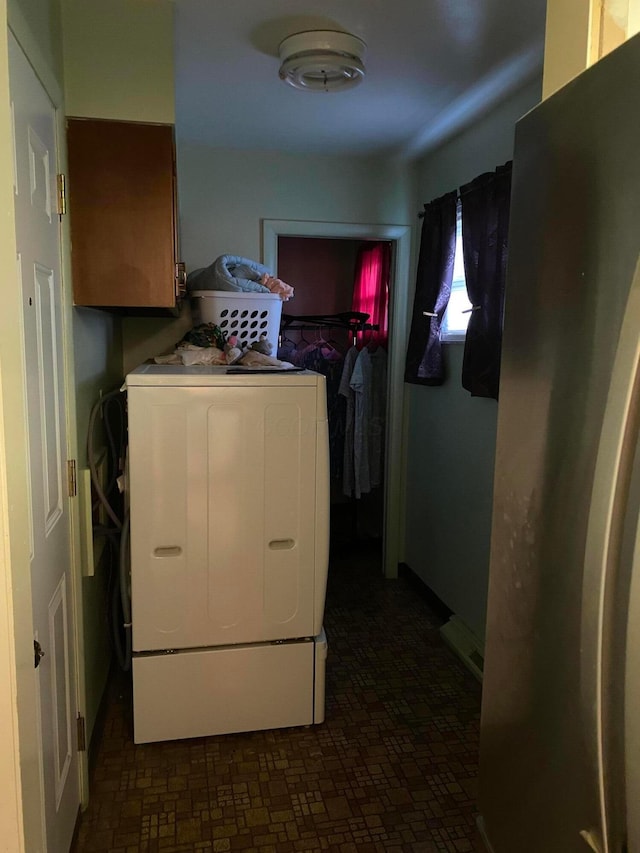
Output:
[263, 219, 411, 579]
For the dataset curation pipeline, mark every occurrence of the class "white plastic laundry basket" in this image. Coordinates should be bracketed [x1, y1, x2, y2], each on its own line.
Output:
[190, 291, 283, 351]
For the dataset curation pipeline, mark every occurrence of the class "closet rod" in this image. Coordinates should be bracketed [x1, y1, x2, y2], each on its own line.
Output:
[279, 318, 379, 348]
[280, 321, 379, 332]
[281, 310, 371, 327]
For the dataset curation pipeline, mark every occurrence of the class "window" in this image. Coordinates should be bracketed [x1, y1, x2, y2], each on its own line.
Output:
[441, 204, 471, 342]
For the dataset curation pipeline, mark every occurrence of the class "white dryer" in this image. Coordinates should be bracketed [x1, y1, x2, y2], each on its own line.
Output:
[125, 364, 329, 743]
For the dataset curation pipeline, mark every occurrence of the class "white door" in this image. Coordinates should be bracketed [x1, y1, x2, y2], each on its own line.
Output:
[9, 32, 80, 853]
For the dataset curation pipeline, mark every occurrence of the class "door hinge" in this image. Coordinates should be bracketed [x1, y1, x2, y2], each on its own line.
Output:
[57, 173, 66, 216]
[76, 713, 86, 752]
[67, 459, 77, 497]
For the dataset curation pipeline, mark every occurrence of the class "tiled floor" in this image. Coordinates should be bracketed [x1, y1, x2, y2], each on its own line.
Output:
[74, 543, 483, 852]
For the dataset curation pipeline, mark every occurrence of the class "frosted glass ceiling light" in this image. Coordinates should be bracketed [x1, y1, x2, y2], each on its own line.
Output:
[278, 30, 366, 92]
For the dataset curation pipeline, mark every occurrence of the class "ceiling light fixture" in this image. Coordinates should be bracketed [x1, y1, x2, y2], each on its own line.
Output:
[278, 30, 366, 93]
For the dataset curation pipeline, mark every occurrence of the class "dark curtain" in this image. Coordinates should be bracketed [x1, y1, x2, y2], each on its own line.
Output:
[460, 161, 512, 399]
[404, 191, 457, 385]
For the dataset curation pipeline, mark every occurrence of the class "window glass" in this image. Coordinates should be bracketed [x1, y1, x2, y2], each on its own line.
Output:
[441, 207, 471, 342]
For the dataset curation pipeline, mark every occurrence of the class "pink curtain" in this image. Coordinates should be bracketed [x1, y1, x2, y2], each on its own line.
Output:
[351, 241, 391, 347]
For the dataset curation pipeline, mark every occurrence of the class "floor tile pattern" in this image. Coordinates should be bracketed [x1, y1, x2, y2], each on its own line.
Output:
[74, 546, 483, 852]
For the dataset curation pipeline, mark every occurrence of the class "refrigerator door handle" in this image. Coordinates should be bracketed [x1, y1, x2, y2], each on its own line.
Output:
[582, 253, 640, 853]
[624, 535, 640, 853]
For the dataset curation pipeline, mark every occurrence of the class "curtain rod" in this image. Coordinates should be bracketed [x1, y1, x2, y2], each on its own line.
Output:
[418, 194, 460, 218]
[417, 160, 513, 217]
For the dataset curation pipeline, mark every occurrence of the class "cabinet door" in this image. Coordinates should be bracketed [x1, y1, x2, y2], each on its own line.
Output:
[67, 118, 178, 309]
[128, 384, 319, 650]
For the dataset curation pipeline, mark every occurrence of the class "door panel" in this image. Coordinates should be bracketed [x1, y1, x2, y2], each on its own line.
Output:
[9, 31, 79, 853]
[49, 574, 72, 809]
[34, 261, 63, 533]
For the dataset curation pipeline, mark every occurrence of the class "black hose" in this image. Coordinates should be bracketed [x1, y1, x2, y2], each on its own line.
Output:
[87, 387, 131, 671]
[110, 564, 130, 671]
[102, 393, 127, 501]
[87, 388, 125, 530]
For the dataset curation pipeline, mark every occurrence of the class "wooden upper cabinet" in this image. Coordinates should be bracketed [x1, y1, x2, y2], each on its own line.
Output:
[67, 118, 185, 311]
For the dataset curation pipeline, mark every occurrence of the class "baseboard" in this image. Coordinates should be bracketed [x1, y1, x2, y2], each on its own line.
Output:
[398, 562, 453, 625]
[399, 563, 484, 680]
[439, 615, 484, 682]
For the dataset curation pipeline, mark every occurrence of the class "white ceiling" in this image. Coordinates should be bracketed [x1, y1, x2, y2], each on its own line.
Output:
[174, 0, 547, 160]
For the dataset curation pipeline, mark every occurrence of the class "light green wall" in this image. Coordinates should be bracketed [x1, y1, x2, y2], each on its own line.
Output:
[73, 309, 123, 738]
[73, 311, 123, 471]
[122, 145, 414, 372]
[177, 145, 413, 265]
[404, 79, 542, 642]
[60, 0, 174, 122]
[8, 0, 63, 84]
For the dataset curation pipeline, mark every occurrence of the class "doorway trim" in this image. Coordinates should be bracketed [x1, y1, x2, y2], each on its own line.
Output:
[262, 218, 412, 579]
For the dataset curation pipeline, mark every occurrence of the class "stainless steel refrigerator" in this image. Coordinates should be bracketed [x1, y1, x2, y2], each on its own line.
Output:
[479, 33, 640, 853]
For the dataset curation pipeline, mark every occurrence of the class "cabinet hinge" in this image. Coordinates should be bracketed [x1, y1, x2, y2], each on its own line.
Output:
[175, 261, 187, 299]
[57, 173, 67, 216]
[76, 713, 86, 752]
[67, 459, 77, 497]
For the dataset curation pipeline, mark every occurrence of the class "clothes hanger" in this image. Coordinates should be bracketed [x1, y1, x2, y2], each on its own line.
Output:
[365, 325, 379, 352]
[295, 328, 311, 349]
[315, 326, 343, 360]
[279, 331, 296, 348]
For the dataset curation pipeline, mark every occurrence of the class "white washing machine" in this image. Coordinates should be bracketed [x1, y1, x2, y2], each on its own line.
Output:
[125, 364, 329, 743]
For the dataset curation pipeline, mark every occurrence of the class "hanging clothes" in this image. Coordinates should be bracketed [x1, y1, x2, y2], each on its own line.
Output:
[297, 340, 346, 483]
[350, 348, 371, 498]
[339, 344, 387, 499]
[356, 346, 387, 489]
[338, 346, 360, 498]
[277, 337, 299, 364]
[278, 314, 385, 499]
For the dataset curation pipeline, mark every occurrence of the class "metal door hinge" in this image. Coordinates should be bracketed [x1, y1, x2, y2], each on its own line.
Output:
[76, 713, 86, 752]
[57, 173, 66, 217]
[67, 459, 77, 497]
